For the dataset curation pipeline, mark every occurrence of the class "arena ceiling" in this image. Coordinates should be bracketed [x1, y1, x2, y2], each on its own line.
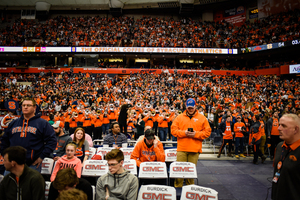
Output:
[0, 0, 230, 10]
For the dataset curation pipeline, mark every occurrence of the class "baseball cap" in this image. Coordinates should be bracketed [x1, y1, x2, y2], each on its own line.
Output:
[145, 129, 155, 140]
[52, 121, 64, 128]
[186, 98, 195, 108]
[236, 114, 242, 119]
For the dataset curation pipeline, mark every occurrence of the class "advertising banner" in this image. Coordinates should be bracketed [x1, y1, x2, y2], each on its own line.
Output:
[289, 64, 300, 74]
[0, 46, 238, 55]
[214, 6, 246, 26]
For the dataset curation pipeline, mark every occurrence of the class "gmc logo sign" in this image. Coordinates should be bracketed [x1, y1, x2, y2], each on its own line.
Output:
[186, 192, 216, 200]
[42, 163, 50, 168]
[142, 193, 172, 200]
[85, 165, 106, 170]
[123, 152, 132, 156]
[142, 166, 164, 172]
[123, 164, 134, 170]
[167, 153, 177, 157]
[173, 167, 194, 172]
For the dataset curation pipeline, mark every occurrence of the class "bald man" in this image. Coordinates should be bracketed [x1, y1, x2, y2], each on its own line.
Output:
[272, 114, 300, 200]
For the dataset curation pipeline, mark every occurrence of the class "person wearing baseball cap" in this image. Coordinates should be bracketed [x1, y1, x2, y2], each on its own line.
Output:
[171, 98, 211, 188]
[51, 121, 72, 161]
[130, 129, 165, 186]
[130, 129, 165, 167]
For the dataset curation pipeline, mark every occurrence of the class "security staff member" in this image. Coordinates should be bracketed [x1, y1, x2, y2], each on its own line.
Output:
[272, 114, 300, 200]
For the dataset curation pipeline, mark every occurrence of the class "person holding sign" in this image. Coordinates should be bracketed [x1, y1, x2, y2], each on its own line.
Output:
[96, 149, 138, 200]
[171, 98, 211, 188]
[272, 114, 300, 200]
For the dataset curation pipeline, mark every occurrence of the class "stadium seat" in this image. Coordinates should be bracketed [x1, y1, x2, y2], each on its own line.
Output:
[45, 181, 51, 200]
[119, 147, 134, 160]
[122, 159, 137, 175]
[165, 149, 177, 162]
[137, 184, 176, 200]
[88, 147, 97, 160]
[91, 185, 96, 200]
[82, 160, 108, 177]
[41, 158, 54, 175]
[180, 185, 218, 200]
[138, 162, 168, 185]
[169, 161, 198, 186]
[96, 147, 113, 159]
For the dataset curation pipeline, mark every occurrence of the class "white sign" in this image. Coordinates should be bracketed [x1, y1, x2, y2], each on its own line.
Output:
[169, 162, 197, 179]
[138, 162, 168, 179]
[165, 149, 177, 162]
[120, 148, 134, 160]
[180, 185, 218, 200]
[123, 159, 137, 175]
[289, 64, 300, 74]
[82, 160, 108, 176]
[97, 147, 113, 157]
[138, 185, 176, 200]
[0, 46, 238, 55]
[41, 158, 54, 175]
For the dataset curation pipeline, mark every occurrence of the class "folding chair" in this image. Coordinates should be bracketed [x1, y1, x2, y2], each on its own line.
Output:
[45, 181, 51, 200]
[123, 159, 137, 175]
[91, 185, 96, 200]
[82, 160, 109, 177]
[165, 149, 177, 162]
[96, 147, 113, 159]
[138, 162, 168, 185]
[169, 161, 198, 186]
[88, 147, 97, 160]
[137, 185, 176, 200]
[41, 158, 54, 175]
[120, 147, 134, 160]
[180, 185, 218, 200]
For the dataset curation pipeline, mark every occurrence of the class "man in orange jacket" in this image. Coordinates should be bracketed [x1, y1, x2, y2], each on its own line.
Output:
[171, 98, 211, 188]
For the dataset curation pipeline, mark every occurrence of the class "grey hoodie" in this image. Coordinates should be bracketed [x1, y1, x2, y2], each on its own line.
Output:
[96, 168, 138, 200]
[51, 133, 72, 158]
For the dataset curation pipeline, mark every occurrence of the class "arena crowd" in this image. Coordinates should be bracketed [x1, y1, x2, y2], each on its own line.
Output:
[0, 9, 299, 48]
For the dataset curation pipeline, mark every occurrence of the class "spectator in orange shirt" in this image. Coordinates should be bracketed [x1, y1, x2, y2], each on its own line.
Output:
[217, 115, 234, 158]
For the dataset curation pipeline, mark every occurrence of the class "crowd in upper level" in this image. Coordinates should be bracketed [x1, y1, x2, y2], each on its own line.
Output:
[0, 9, 299, 48]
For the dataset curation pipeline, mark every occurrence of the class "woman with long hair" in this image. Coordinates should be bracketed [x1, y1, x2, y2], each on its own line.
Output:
[73, 127, 90, 163]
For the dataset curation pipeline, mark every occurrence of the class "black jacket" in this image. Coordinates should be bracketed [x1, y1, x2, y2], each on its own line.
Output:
[0, 165, 45, 200]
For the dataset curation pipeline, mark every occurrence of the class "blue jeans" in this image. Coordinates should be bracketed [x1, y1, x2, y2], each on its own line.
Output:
[235, 137, 244, 155]
[159, 127, 168, 141]
[102, 124, 110, 135]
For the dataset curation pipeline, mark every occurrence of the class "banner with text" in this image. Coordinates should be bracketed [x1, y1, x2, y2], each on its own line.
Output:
[214, 5, 246, 26]
[0, 46, 237, 55]
[289, 64, 300, 74]
[138, 185, 176, 200]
